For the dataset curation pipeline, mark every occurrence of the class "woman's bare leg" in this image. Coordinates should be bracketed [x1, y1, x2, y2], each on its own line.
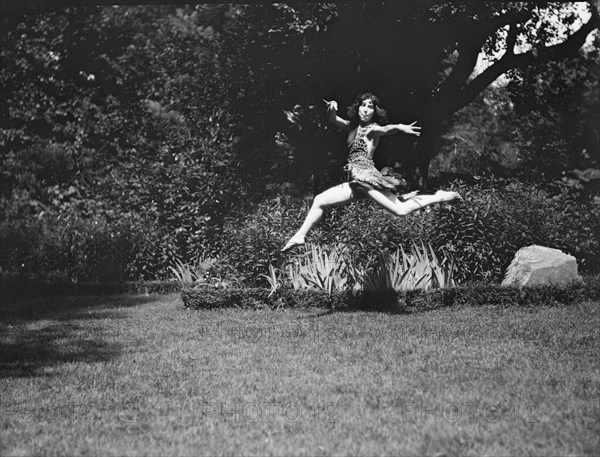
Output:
[282, 183, 357, 251]
[365, 189, 460, 216]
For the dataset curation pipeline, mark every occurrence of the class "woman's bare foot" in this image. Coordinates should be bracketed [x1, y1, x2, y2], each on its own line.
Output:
[435, 190, 461, 202]
[281, 236, 305, 252]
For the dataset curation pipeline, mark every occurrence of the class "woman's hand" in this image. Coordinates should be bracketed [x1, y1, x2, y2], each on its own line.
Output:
[402, 121, 421, 137]
[323, 99, 338, 114]
[323, 99, 350, 130]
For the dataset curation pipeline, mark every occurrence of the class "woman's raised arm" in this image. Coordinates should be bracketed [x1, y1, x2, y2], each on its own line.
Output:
[324, 99, 350, 130]
[366, 121, 421, 137]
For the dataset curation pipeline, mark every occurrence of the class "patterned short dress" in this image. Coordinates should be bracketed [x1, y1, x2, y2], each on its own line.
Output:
[344, 129, 398, 193]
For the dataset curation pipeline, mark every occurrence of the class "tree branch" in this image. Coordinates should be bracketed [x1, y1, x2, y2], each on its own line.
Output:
[439, 7, 532, 93]
[446, 9, 599, 116]
[440, 36, 486, 90]
[505, 23, 518, 56]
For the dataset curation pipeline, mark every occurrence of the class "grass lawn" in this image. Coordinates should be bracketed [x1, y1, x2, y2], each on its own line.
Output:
[1, 293, 598, 456]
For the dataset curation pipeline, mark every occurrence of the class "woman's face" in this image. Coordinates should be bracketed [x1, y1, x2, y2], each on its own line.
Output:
[359, 98, 375, 123]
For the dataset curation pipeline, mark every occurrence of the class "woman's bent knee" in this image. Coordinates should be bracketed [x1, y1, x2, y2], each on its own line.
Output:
[312, 194, 325, 207]
[313, 193, 331, 209]
[393, 206, 411, 216]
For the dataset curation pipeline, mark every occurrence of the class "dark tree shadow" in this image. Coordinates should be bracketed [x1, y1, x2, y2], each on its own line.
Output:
[0, 294, 160, 320]
[0, 294, 164, 378]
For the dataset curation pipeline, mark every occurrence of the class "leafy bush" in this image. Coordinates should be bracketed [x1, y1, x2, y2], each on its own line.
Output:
[316, 199, 434, 271]
[220, 195, 436, 286]
[181, 276, 600, 311]
[219, 196, 311, 286]
[1, 6, 247, 282]
[220, 178, 599, 286]
[0, 211, 175, 282]
[506, 52, 599, 183]
[430, 183, 518, 283]
[3, 177, 596, 285]
[542, 190, 600, 273]
[431, 178, 600, 282]
[1, 217, 127, 282]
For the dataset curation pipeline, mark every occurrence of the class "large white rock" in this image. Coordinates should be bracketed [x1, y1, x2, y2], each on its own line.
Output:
[502, 245, 579, 287]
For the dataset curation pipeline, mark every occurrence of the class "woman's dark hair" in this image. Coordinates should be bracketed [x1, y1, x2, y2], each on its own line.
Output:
[347, 92, 388, 128]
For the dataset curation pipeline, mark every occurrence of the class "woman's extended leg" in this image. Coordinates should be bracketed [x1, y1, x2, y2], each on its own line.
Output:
[365, 188, 460, 216]
[281, 183, 357, 251]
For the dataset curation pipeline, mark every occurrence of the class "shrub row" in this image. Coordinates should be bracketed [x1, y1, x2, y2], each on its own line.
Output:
[0, 214, 177, 282]
[181, 276, 600, 313]
[2, 178, 599, 285]
[0, 279, 183, 298]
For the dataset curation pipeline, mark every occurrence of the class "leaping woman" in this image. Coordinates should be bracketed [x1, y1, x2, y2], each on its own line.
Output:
[282, 92, 461, 252]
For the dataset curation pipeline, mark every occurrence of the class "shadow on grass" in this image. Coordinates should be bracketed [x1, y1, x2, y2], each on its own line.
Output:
[299, 305, 407, 319]
[0, 294, 160, 379]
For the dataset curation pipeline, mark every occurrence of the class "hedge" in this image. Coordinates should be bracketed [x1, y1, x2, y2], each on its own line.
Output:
[181, 276, 600, 313]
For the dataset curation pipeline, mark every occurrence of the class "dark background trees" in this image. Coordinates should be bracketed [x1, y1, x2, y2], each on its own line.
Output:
[244, 2, 599, 188]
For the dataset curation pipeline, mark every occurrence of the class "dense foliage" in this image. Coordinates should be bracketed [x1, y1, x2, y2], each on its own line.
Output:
[433, 36, 600, 187]
[225, 178, 599, 286]
[1, 4, 598, 285]
[431, 179, 600, 282]
[507, 44, 600, 188]
[1, 6, 247, 279]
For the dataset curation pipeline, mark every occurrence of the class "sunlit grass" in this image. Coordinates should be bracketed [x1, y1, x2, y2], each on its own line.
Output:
[1, 294, 598, 456]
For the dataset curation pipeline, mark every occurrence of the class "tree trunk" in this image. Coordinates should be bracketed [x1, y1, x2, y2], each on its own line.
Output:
[404, 162, 428, 190]
[404, 117, 445, 190]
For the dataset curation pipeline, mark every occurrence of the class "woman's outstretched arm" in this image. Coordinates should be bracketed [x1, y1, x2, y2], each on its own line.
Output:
[324, 100, 350, 130]
[367, 121, 421, 137]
